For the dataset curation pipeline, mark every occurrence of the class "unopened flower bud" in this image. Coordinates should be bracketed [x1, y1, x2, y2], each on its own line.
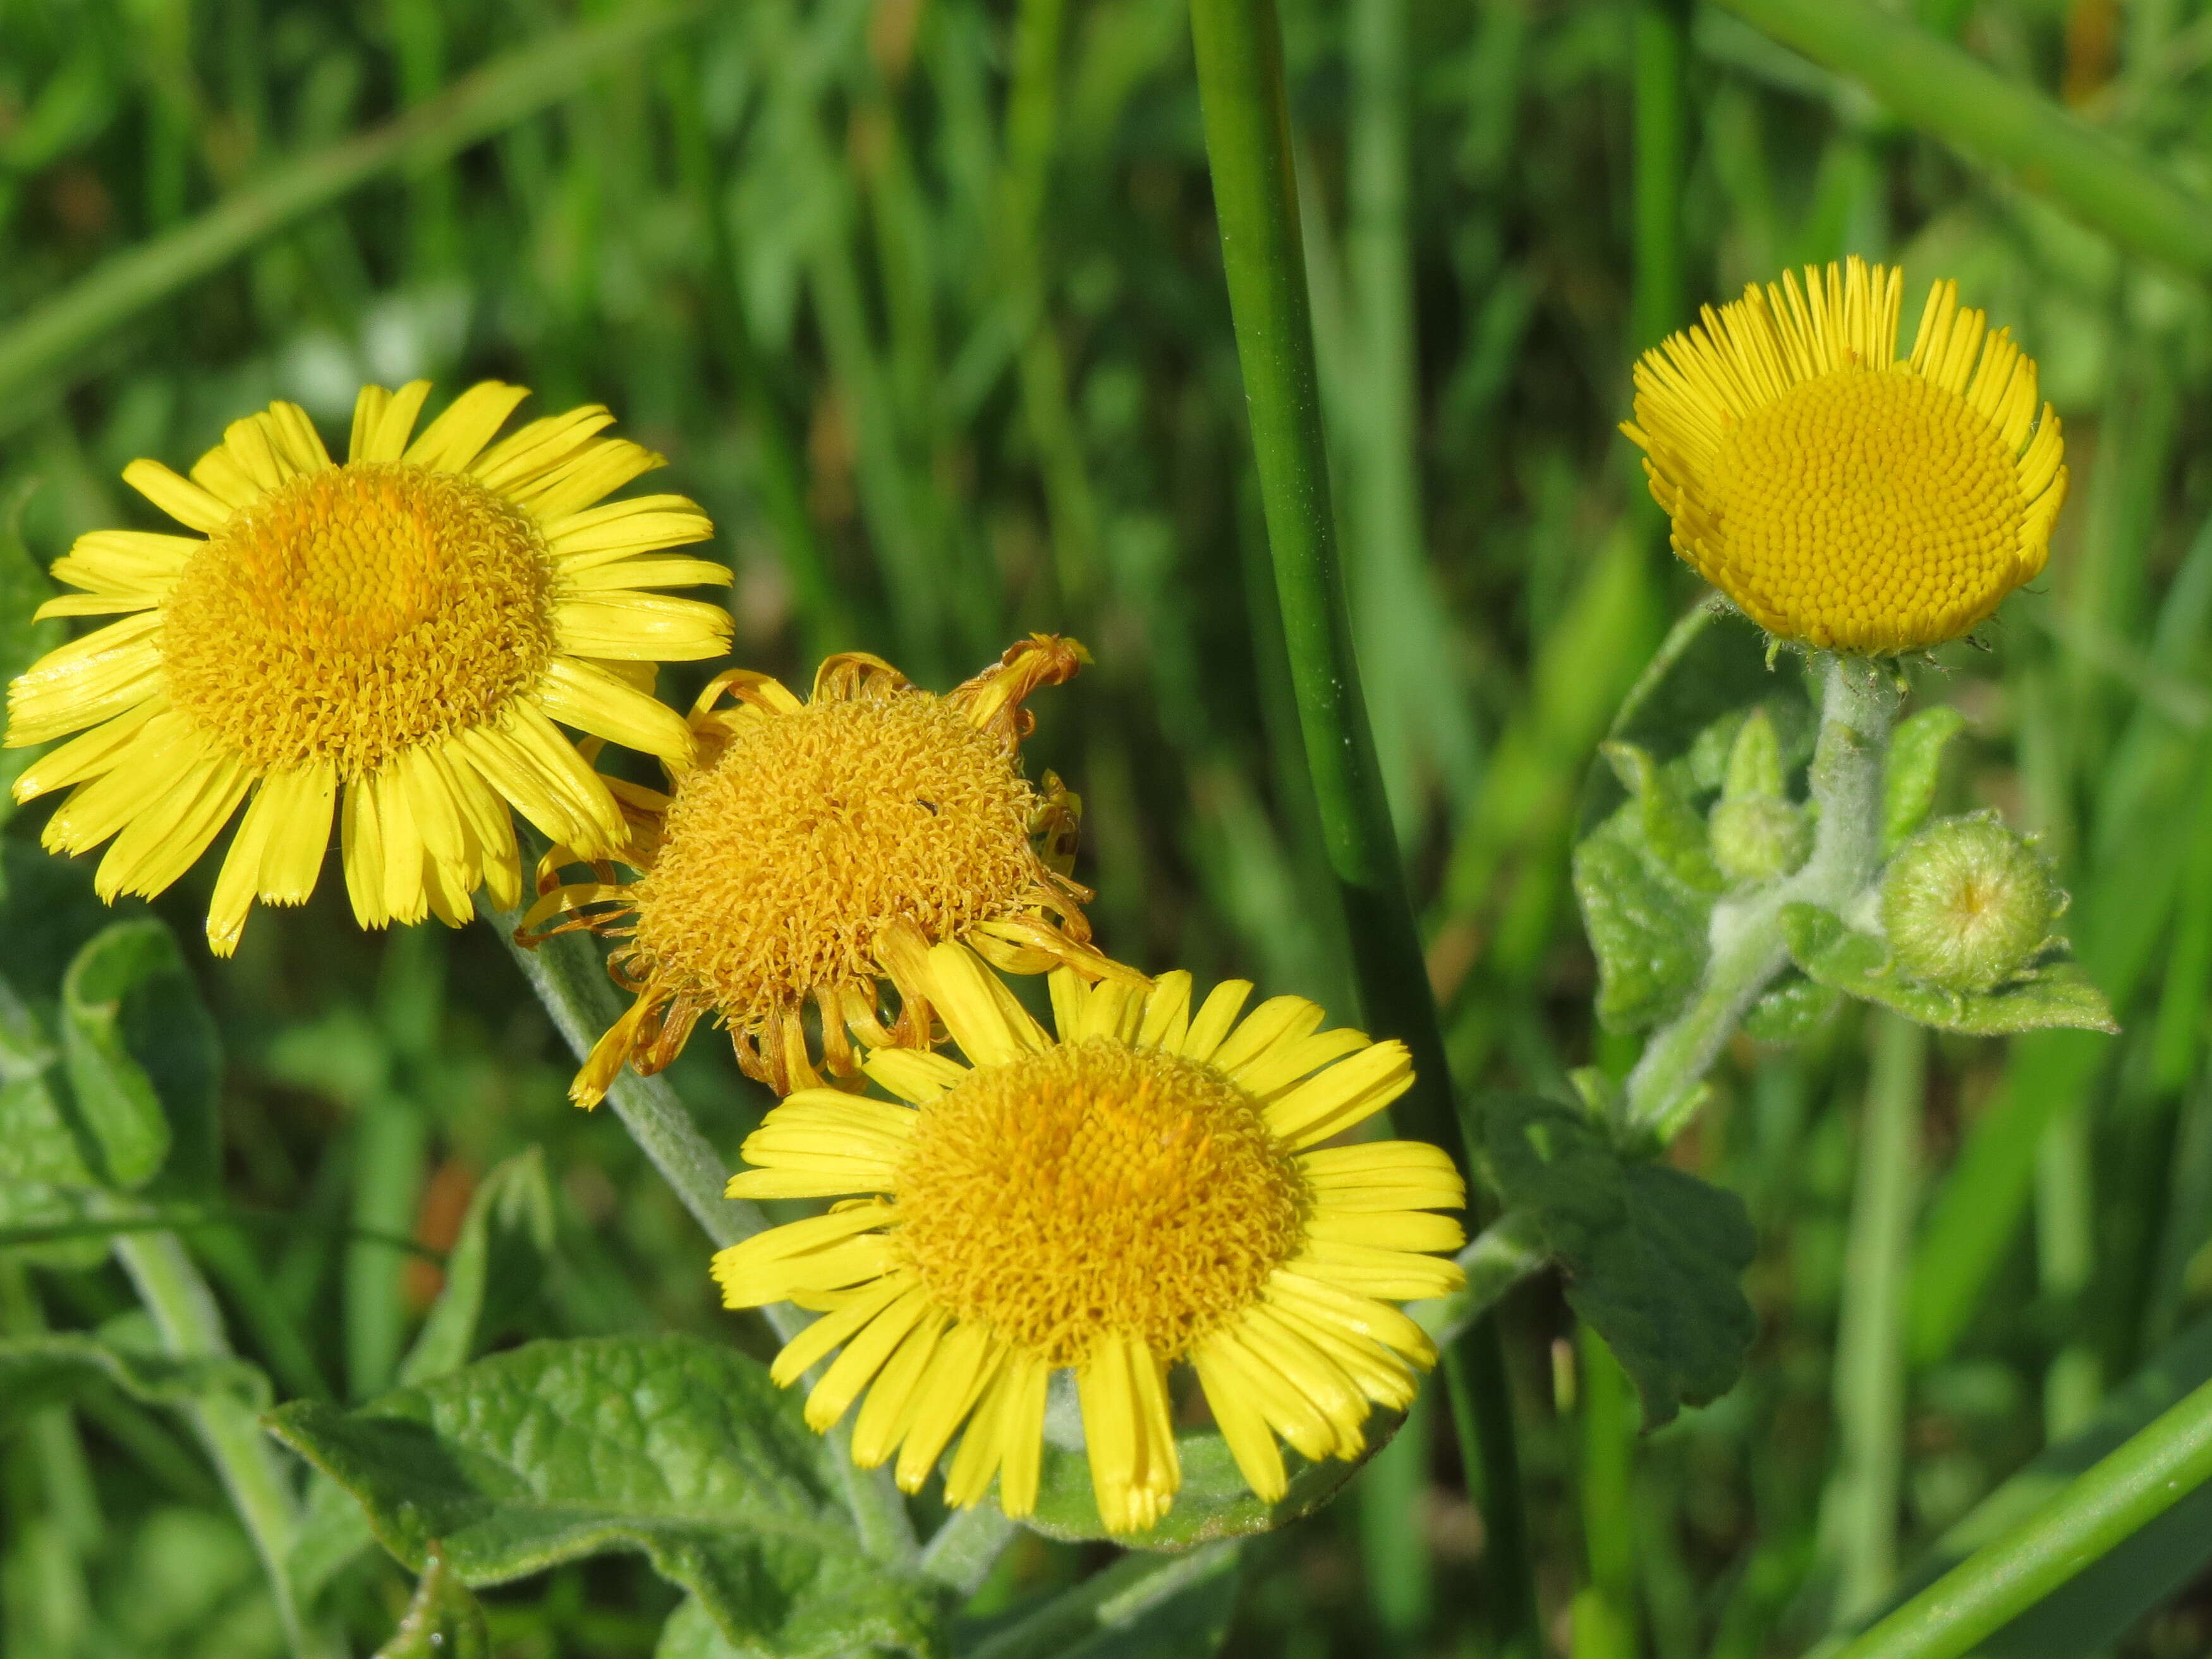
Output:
[1880, 813, 2060, 993]
[1710, 796, 1810, 884]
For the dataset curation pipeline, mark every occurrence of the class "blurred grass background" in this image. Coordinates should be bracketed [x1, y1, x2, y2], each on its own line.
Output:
[3, 0, 2212, 1653]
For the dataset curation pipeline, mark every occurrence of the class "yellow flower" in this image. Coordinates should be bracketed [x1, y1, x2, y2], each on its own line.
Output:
[4, 382, 732, 953]
[523, 636, 1132, 1102]
[1622, 257, 2068, 655]
[711, 939, 1466, 1535]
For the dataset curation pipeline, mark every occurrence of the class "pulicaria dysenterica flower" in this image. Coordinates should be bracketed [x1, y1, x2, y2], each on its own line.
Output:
[711, 937, 1466, 1535]
[522, 636, 1133, 1101]
[4, 382, 733, 952]
[1622, 257, 2067, 655]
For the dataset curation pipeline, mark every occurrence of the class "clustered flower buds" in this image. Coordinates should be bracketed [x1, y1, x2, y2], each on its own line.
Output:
[1708, 708, 1809, 885]
[1880, 812, 2064, 993]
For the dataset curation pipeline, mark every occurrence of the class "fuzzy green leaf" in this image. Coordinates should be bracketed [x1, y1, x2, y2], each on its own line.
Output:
[375, 1547, 491, 1659]
[1485, 1096, 1756, 1427]
[1572, 830, 1710, 1033]
[1883, 705, 1968, 854]
[1781, 903, 2120, 1036]
[59, 921, 222, 1192]
[1740, 973, 1843, 1044]
[0, 1332, 270, 1431]
[268, 1335, 945, 1659]
[1024, 1406, 1398, 1550]
[1601, 741, 1725, 894]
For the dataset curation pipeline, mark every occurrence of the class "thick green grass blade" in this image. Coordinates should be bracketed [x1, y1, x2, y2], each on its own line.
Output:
[1715, 0, 2212, 279]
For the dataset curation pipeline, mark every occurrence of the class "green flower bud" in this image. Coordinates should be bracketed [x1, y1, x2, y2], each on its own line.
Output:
[1880, 813, 2061, 993]
[1710, 796, 1811, 884]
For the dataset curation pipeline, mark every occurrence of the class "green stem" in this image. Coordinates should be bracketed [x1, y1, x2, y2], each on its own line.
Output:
[1821, 1012, 1924, 1627]
[0, 3, 703, 414]
[492, 909, 919, 1566]
[1829, 1371, 2212, 1659]
[109, 1225, 324, 1658]
[966, 1541, 1243, 1659]
[1713, 0, 2212, 279]
[1624, 653, 1900, 1136]
[1188, 0, 1537, 1646]
[915, 1503, 1016, 1594]
[1574, 1327, 1640, 1659]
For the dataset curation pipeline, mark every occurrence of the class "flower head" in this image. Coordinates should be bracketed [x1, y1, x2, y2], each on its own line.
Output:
[4, 381, 732, 952]
[525, 636, 1130, 1100]
[712, 939, 1466, 1535]
[1623, 258, 2067, 655]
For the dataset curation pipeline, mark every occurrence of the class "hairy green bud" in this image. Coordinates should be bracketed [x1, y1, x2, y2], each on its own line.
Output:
[1709, 796, 1810, 884]
[1880, 813, 2061, 994]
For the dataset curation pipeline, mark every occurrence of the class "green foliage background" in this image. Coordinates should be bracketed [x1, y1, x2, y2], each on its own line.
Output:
[2, 0, 2211, 1653]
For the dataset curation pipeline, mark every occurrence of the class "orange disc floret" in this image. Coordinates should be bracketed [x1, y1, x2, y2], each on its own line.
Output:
[520, 635, 1135, 1101]
[1622, 258, 2067, 655]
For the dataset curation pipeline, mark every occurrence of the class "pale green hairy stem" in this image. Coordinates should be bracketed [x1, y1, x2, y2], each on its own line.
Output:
[0, 4, 704, 416]
[1623, 653, 1902, 1136]
[106, 1225, 330, 1659]
[490, 909, 919, 1568]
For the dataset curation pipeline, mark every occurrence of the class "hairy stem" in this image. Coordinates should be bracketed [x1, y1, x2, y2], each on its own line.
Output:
[109, 1225, 325, 1658]
[490, 908, 920, 1567]
[1624, 652, 1901, 1136]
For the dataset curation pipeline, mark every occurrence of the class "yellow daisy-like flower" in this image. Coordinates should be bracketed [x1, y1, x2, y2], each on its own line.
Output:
[1622, 257, 2068, 655]
[711, 937, 1466, 1535]
[4, 382, 733, 952]
[523, 635, 1132, 1102]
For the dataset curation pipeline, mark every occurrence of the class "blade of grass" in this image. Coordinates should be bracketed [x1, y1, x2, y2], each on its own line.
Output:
[1344, 0, 1480, 838]
[1826, 1368, 2212, 1659]
[0, 2, 705, 415]
[1186, 3, 1537, 1651]
[661, 51, 860, 659]
[1820, 1013, 1924, 1627]
[1573, 1327, 1640, 1659]
[1712, 0, 2212, 279]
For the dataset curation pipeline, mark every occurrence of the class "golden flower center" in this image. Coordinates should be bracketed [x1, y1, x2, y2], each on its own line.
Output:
[628, 693, 1038, 1027]
[1710, 367, 2023, 646]
[894, 1038, 1307, 1368]
[161, 463, 554, 777]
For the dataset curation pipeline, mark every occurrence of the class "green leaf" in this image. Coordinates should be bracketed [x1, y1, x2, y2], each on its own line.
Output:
[0, 478, 63, 836]
[0, 978, 97, 1190]
[1572, 830, 1710, 1033]
[0, 1332, 270, 1432]
[267, 1334, 945, 1659]
[1024, 1404, 1400, 1550]
[59, 920, 221, 1192]
[960, 1543, 1245, 1659]
[375, 1547, 490, 1659]
[1739, 973, 1842, 1045]
[1601, 742, 1725, 894]
[1583, 604, 1775, 827]
[396, 1147, 557, 1387]
[1485, 1095, 1757, 1427]
[1883, 705, 1967, 854]
[1781, 903, 2120, 1036]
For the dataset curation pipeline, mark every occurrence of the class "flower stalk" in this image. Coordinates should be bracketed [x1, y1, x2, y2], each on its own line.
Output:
[1624, 652, 1902, 1136]
[1186, 0, 1534, 1641]
[493, 905, 920, 1567]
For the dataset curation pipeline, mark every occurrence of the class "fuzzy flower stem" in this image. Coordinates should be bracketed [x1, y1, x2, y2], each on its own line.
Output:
[493, 905, 921, 1567]
[1622, 652, 1902, 1138]
[106, 1222, 331, 1659]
